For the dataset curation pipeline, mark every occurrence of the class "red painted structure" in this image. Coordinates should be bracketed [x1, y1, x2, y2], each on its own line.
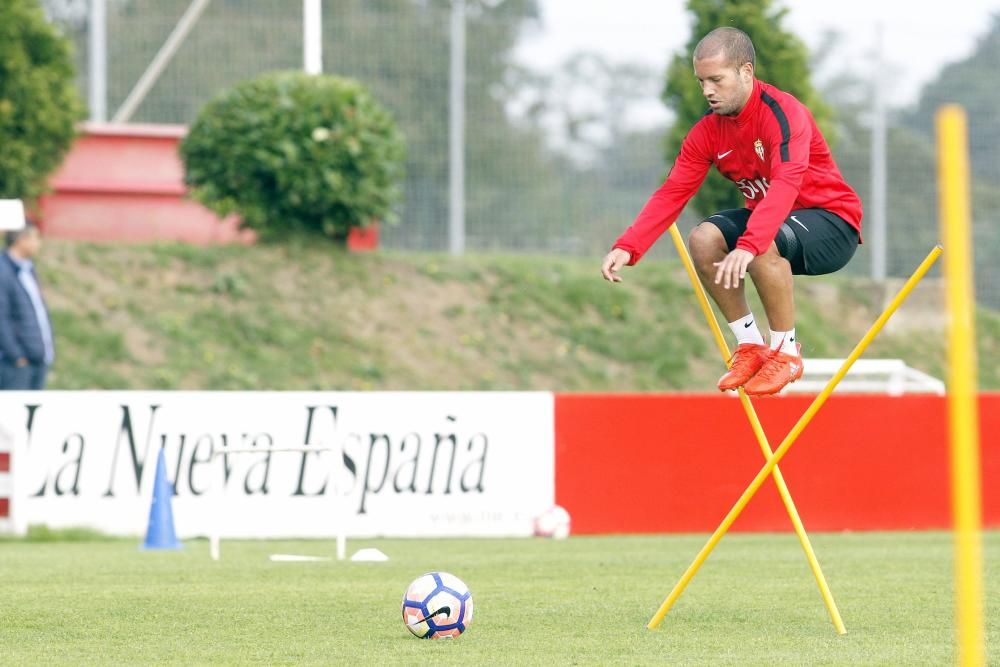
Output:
[38, 123, 253, 245]
[36, 123, 382, 250]
[555, 394, 999, 534]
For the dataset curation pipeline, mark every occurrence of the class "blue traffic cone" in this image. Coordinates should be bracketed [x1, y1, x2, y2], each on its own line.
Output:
[142, 448, 182, 550]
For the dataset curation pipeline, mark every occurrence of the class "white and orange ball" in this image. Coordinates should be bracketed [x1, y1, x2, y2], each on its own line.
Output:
[533, 505, 571, 539]
[401, 572, 473, 639]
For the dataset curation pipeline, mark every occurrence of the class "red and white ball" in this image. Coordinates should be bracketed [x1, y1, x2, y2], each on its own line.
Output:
[533, 505, 571, 539]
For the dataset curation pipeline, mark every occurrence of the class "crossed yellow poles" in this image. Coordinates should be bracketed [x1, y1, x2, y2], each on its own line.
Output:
[648, 105, 983, 666]
[648, 223, 942, 633]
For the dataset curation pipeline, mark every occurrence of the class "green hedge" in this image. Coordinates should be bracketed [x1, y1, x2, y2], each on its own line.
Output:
[180, 71, 406, 241]
[0, 0, 84, 201]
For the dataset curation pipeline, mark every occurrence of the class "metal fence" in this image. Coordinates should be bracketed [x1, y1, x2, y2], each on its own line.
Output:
[47, 0, 997, 307]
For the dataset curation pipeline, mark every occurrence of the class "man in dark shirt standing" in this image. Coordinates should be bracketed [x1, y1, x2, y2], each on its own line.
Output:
[601, 27, 862, 395]
[0, 222, 55, 390]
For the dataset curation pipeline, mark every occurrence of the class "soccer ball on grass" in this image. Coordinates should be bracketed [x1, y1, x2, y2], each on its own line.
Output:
[401, 571, 473, 639]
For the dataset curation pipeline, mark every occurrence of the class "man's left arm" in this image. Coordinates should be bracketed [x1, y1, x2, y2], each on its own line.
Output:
[736, 103, 812, 257]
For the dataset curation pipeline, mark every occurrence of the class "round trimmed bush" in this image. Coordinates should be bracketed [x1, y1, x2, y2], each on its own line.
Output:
[0, 0, 84, 200]
[180, 71, 406, 241]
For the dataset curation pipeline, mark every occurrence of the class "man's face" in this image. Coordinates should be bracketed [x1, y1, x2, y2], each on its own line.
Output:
[18, 229, 41, 258]
[694, 53, 753, 116]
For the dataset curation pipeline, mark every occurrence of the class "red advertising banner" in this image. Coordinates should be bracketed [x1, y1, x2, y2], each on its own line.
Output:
[555, 394, 999, 534]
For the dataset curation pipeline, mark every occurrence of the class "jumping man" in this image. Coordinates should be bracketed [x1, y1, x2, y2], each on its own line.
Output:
[601, 27, 862, 395]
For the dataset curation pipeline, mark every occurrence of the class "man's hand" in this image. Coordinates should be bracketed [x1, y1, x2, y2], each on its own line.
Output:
[713, 248, 755, 289]
[15, 357, 28, 368]
[600, 248, 632, 283]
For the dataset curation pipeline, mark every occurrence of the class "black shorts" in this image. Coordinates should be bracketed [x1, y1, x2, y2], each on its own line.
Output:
[703, 208, 859, 276]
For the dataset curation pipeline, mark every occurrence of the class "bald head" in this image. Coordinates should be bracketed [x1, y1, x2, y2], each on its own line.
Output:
[692, 28, 756, 116]
[693, 27, 756, 69]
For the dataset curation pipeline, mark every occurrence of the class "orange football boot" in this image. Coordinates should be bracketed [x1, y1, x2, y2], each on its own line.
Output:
[717, 343, 770, 391]
[743, 344, 804, 396]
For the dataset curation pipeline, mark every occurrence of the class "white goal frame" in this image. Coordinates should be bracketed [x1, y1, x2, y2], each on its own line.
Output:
[207, 446, 346, 562]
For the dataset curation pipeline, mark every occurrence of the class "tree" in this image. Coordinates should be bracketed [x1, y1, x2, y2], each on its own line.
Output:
[181, 72, 406, 241]
[0, 0, 84, 201]
[661, 0, 834, 218]
[505, 52, 673, 252]
[900, 13, 1000, 307]
[507, 52, 663, 165]
[807, 27, 1000, 310]
[903, 13, 1000, 184]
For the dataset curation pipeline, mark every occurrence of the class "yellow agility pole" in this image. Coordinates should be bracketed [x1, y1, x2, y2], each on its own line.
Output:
[666, 225, 846, 635]
[936, 105, 985, 667]
[648, 244, 942, 630]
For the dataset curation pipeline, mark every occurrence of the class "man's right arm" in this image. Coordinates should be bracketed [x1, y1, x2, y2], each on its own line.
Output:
[611, 122, 713, 265]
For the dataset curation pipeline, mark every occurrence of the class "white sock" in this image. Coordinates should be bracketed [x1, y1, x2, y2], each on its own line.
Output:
[769, 328, 798, 355]
[729, 313, 764, 345]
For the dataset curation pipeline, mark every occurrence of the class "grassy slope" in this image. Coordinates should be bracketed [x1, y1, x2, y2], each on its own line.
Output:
[38, 239, 1000, 391]
[0, 533, 997, 665]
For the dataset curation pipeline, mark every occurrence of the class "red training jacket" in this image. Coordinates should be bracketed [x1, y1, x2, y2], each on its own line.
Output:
[613, 79, 863, 263]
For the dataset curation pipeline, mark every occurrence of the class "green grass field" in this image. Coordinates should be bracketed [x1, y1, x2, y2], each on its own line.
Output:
[1, 531, 996, 665]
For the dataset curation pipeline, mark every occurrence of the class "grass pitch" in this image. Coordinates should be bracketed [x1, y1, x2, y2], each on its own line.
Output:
[0, 531, 996, 665]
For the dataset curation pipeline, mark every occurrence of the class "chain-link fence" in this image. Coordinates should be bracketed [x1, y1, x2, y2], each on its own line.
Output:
[47, 0, 997, 307]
